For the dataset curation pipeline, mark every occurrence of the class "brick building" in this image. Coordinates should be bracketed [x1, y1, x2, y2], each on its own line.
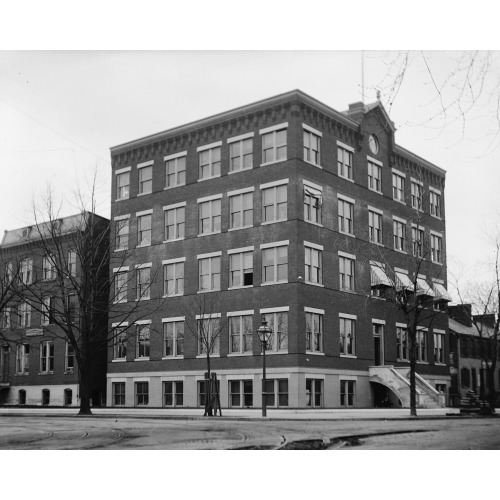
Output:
[107, 89, 451, 409]
[0, 213, 108, 407]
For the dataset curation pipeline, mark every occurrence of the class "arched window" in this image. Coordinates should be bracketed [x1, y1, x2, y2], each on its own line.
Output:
[42, 389, 50, 406]
[64, 389, 72, 406]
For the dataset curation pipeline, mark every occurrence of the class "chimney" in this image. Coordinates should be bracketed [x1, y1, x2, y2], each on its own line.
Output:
[346, 101, 366, 122]
[448, 304, 472, 327]
[473, 314, 496, 329]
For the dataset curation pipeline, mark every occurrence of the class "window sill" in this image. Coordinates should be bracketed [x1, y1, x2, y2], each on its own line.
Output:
[435, 362, 447, 366]
[397, 359, 409, 363]
[416, 361, 429, 365]
[164, 184, 186, 191]
[339, 231, 355, 238]
[229, 167, 253, 175]
[197, 289, 221, 294]
[394, 248, 407, 254]
[305, 281, 324, 287]
[340, 288, 357, 294]
[261, 281, 288, 287]
[304, 220, 323, 227]
[162, 356, 184, 360]
[163, 238, 185, 243]
[340, 354, 357, 359]
[115, 198, 130, 202]
[197, 231, 221, 237]
[228, 225, 253, 232]
[197, 175, 221, 183]
[114, 247, 128, 252]
[64, 370, 74, 375]
[163, 293, 184, 298]
[304, 159, 322, 169]
[393, 198, 406, 205]
[261, 219, 287, 226]
[136, 243, 151, 249]
[228, 285, 253, 290]
[227, 352, 253, 357]
[15, 373, 29, 376]
[261, 350, 288, 355]
[137, 191, 152, 197]
[134, 357, 150, 362]
[135, 297, 151, 302]
[113, 300, 127, 304]
[196, 354, 220, 359]
[431, 261, 444, 266]
[39, 372, 54, 375]
[338, 174, 354, 183]
[368, 188, 383, 195]
[306, 351, 325, 356]
[370, 241, 384, 247]
[431, 215, 442, 220]
[260, 159, 287, 167]
[112, 359, 127, 362]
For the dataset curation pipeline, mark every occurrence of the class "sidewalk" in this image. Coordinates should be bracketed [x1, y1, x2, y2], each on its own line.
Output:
[0, 406, 462, 420]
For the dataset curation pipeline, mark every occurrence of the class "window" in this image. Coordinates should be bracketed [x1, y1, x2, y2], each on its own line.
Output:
[261, 127, 287, 164]
[411, 180, 423, 210]
[416, 329, 427, 362]
[229, 191, 253, 229]
[163, 320, 184, 357]
[393, 219, 406, 252]
[137, 213, 152, 246]
[15, 343, 29, 374]
[65, 342, 75, 372]
[197, 317, 220, 355]
[135, 382, 149, 406]
[136, 266, 151, 300]
[113, 382, 125, 406]
[339, 254, 355, 291]
[164, 205, 185, 241]
[113, 327, 127, 360]
[2, 307, 11, 328]
[434, 331, 445, 363]
[338, 197, 354, 235]
[340, 316, 356, 356]
[306, 379, 323, 407]
[262, 183, 287, 223]
[340, 380, 355, 407]
[165, 153, 186, 188]
[412, 226, 424, 258]
[229, 250, 253, 288]
[115, 217, 129, 250]
[305, 311, 323, 353]
[368, 160, 382, 193]
[42, 254, 56, 280]
[42, 389, 50, 406]
[392, 172, 405, 202]
[229, 314, 253, 354]
[19, 301, 31, 328]
[305, 245, 322, 285]
[261, 310, 288, 352]
[262, 244, 288, 284]
[199, 144, 221, 180]
[138, 164, 153, 195]
[64, 389, 72, 406]
[396, 325, 409, 361]
[164, 381, 183, 407]
[114, 270, 128, 303]
[263, 379, 288, 407]
[430, 189, 442, 218]
[5, 261, 13, 283]
[19, 258, 33, 284]
[199, 198, 221, 235]
[303, 127, 321, 165]
[304, 185, 322, 224]
[40, 341, 54, 373]
[229, 137, 253, 172]
[136, 323, 150, 359]
[198, 255, 221, 292]
[67, 294, 77, 324]
[116, 170, 130, 200]
[198, 379, 221, 407]
[163, 261, 184, 296]
[431, 233, 443, 263]
[41, 297, 54, 326]
[337, 143, 353, 180]
[369, 209, 382, 244]
[229, 380, 253, 407]
[68, 250, 77, 277]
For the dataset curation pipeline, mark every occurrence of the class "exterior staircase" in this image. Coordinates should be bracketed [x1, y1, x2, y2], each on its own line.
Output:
[369, 365, 446, 408]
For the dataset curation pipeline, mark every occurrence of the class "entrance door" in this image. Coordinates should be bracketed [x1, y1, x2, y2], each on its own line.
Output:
[373, 323, 384, 366]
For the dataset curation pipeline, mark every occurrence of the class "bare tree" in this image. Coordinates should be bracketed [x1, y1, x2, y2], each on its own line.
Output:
[183, 292, 227, 416]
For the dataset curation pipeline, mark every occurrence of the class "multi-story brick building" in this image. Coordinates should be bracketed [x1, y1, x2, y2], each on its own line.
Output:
[0, 213, 108, 407]
[107, 89, 451, 409]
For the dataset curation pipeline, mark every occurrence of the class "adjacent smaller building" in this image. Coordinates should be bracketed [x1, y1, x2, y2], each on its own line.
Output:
[0, 213, 109, 407]
[448, 304, 499, 405]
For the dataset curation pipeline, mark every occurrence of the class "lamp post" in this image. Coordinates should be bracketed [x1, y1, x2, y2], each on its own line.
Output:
[257, 318, 273, 417]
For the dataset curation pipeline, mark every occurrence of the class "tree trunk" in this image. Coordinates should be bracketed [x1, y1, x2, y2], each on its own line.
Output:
[409, 316, 418, 417]
[204, 352, 212, 417]
[487, 366, 496, 413]
[78, 365, 92, 416]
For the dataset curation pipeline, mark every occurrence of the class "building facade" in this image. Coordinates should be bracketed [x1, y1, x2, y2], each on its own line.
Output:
[107, 90, 451, 409]
[0, 213, 108, 407]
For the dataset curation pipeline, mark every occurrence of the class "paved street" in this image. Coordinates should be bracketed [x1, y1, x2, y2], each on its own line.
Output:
[0, 408, 498, 449]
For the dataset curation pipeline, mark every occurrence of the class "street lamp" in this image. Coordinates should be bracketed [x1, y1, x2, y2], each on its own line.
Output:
[257, 318, 273, 417]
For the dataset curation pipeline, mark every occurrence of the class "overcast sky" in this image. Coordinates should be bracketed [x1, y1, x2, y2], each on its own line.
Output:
[1, 49, 499, 295]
